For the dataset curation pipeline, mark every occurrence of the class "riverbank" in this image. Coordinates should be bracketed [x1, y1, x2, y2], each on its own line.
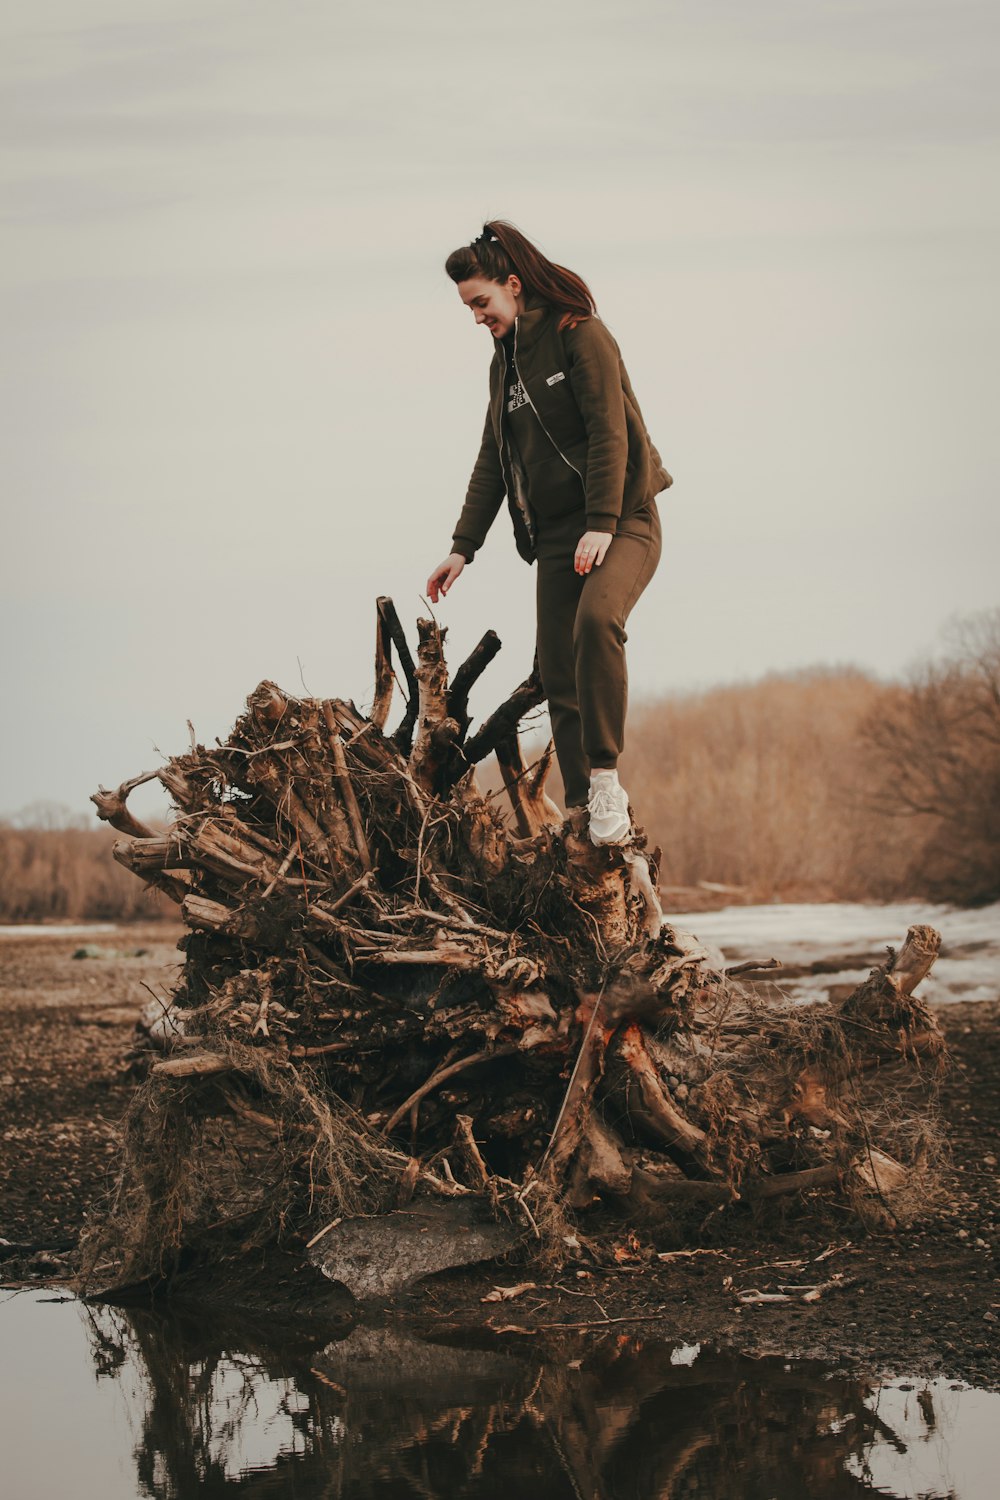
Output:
[1, 921, 997, 1389]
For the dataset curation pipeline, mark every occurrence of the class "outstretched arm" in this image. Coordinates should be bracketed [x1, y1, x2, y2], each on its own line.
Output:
[449, 405, 506, 561]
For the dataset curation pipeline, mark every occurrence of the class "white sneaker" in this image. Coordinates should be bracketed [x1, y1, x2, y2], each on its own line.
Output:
[587, 769, 632, 846]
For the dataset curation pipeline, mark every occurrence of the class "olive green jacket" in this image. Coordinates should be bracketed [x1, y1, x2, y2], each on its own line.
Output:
[451, 300, 672, 565]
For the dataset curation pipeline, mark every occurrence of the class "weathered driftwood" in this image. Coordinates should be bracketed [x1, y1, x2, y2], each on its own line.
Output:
[92, 601, 946, 1274]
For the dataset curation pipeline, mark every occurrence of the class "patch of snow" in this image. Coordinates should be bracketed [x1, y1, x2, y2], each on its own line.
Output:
[0, 923, 119, 939]
[666, 901, 1000, 1004]
[669, 1343, 701, 1367]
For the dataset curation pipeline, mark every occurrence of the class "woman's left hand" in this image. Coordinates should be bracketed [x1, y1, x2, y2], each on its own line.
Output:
[574, 530, 613, 575]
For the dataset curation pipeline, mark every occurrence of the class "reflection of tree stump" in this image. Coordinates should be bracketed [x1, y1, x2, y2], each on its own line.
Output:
[85, 1305, 929, 1500]
[92, 600, 946, 1278]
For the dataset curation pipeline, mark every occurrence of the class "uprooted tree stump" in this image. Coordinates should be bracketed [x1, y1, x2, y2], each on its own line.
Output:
[88, 599, 947, 1285]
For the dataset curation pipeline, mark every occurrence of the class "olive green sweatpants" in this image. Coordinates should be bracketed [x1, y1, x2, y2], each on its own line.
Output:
[534, 503, 662, 809]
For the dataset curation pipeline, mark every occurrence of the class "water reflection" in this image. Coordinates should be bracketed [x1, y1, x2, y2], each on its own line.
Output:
[3, 1292, 996, 1499]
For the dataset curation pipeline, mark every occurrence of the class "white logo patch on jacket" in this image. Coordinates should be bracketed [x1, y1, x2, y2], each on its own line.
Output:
[546, 371, 566, 386]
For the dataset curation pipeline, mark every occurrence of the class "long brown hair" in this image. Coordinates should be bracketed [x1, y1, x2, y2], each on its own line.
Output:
[444, 220, 596, 330]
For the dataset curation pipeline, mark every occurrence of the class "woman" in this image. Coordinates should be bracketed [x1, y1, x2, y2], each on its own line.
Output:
[426, 221, 671, 846]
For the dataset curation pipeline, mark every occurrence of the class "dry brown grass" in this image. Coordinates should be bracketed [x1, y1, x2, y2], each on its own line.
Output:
[621, 667, 919, 901]
[0, 824, 172, 923]
[621, 608, 1000, 906]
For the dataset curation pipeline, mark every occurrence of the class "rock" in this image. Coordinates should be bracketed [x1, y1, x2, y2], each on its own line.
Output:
[308, 1198, 517, 1300]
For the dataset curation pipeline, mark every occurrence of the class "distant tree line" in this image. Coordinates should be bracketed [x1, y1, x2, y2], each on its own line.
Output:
[2, 609, 997, 921]
[0, 818, 171, 922]
[623, 607, 1000, 907]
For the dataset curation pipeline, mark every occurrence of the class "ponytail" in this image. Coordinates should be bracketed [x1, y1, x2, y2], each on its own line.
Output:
[444, 220, 596, 330]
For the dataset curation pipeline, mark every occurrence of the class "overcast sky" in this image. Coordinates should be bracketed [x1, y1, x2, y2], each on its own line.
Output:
[2, 0, 998, 820]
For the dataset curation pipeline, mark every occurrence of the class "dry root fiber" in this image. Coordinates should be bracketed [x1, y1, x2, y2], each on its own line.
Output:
[88, 600, 947, 1285]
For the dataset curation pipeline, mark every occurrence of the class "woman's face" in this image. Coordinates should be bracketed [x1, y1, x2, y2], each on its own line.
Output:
[457, 275, 523, 338]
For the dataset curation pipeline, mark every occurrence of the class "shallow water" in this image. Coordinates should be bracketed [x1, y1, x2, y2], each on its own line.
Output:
[2, 1291, 997, 1499]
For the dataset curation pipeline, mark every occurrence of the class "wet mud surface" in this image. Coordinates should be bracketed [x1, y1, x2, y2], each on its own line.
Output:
[1, 923, 998, 1389]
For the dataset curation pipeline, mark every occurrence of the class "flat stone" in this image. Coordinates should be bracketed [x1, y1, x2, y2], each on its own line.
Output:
[308, 1198, 517, 1300]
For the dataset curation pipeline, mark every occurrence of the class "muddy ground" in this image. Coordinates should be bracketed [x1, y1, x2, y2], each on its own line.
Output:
[1, 922, 997, 1388]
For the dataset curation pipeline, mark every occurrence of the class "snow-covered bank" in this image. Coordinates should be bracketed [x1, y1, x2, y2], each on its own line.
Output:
[667, 900, 1000, 1004]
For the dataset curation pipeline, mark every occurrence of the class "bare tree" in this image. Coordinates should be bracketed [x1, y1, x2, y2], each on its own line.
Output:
[861, 607, 1000, 904]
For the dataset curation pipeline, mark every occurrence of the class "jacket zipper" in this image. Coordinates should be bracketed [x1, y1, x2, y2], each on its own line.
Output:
[497, 336, 536, 548]
[512, 317, 585, 484]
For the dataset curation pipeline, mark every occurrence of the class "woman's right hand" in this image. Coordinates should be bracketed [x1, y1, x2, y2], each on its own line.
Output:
[426, 553, 466, 603]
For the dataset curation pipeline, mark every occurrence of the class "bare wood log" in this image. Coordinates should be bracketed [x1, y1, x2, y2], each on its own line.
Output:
[462, 654, 546, 766]
[288, 1040, 353, 1058]
[753, 1163, 843, 1199]
[617, 1023, 711, 1162]
[563, 828, 635, 955]
[448, 629, 502, 740]
[238, 755, 335, 868]
[539, 1000, 610, 1183]
[624, 1161, 845, 1220]
[839, 923, 942, 1032]
[186, 820, 283, 883]
[383, 1046, 517, 1137]
[246, 681, 289, 731]
[626, 1165, 733, 1216]
[313, 871, 373, 918]
[156, 763, 202, 812]
[324, 697, 400, 772]
[454, 1114, 490, 1187]
[726, 958, 782, 977]
[372, 596, 397, 731]
[112, 833, 188, 873]
[622, 848, 664, 940]
[568, 1112, 633, 1207]
[111, 835, 191, 904]
[151, 1052, 232, 1079]
[451, 771, 509, 881]
[93, 774, 192, 903]
[222, 1089, 284, 1134]
[282, 723, 357, 865]
[91, 772, 160, 839]
[322, 702, 373, 871]
[181, 894, 261, 941]
[409, 618, 463, 794]
[347, 942, 482, 968]
[371, 597, 420, 755]
[890, 923, 942, 996]
[495, 733, 563, 837]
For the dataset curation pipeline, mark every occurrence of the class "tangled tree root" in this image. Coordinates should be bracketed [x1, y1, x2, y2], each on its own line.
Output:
[85, 600, 947, 1289]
